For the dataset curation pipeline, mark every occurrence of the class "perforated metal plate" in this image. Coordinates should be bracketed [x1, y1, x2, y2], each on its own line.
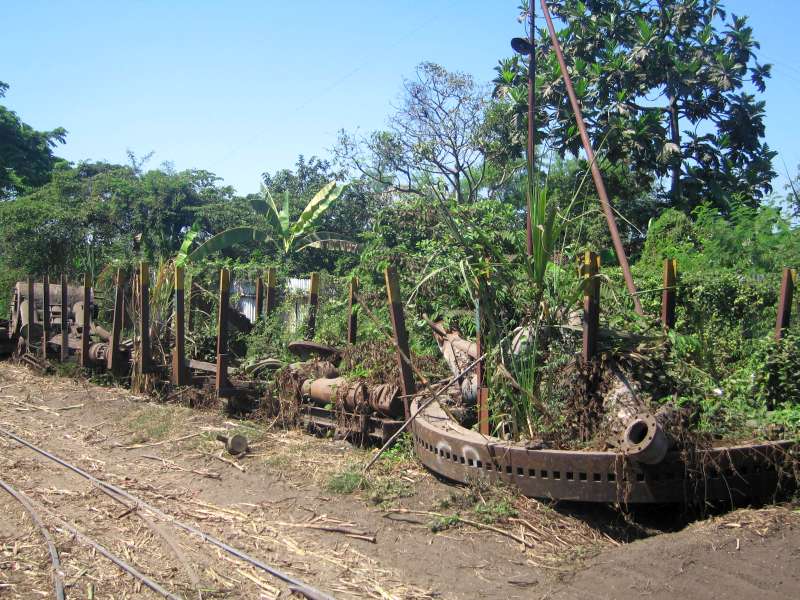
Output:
[411, 400, 795, 504]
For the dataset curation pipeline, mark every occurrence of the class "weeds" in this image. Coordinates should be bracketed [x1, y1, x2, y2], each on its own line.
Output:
[326, 468, 368, 494]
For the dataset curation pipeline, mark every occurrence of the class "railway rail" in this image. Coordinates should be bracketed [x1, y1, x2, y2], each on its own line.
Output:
[0, 425, 336, 600]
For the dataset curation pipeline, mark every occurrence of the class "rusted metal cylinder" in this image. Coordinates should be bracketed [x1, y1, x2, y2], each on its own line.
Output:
[87, 342, 110, 365]
[368, 383, 403, 418]
[300, 377, 369, 412]
[619, 413, 668, 465]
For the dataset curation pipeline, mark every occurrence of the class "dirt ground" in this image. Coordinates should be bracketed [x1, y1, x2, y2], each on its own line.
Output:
[0, 362, 798, 600]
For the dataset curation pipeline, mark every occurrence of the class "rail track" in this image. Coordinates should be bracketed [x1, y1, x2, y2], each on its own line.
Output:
[0, 425, 336, 600]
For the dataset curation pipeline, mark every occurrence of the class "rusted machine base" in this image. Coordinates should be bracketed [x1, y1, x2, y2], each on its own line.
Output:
[300, 403, 404, 445]
[412, 399, 795, 504]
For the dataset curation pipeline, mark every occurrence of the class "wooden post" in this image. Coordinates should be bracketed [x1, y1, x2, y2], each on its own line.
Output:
[80, 273, 91, 368]
[216, 268, 231, 393]
[255, 275, 264, 321]
[582, 251, 600, 363]
[265, 267, 277, 317]
[347, 277, 358, 345]
[41, 274, 50, 358]
[775, 267, 796, 341]
[26, 277, 34, 353]
[107, 268, 125, 375]
[661, 259, 677, 330]
[384, 266, 416, 412]
[139, 262, 152, 374]
[172, 266, 187, 386]
[307, 272, 320, 339]
[60, 275, 69, 362]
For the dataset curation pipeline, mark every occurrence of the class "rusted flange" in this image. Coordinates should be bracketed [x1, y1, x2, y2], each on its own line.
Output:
[411, 399, 794, 504]
[619, 413, 668, 465]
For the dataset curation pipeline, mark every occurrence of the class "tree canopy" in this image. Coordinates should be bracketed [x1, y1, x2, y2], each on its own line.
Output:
[0, 81, 67, 199]
[493, 0, 775, 213]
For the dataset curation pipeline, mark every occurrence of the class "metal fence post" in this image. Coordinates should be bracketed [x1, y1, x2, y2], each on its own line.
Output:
[661, 258, 677, 330]
[139, 262, 152, 374]
[347, 277, 358, 345]
[107, 268, 125, 375]
[307, 272, 319, 339]
[41, 274, 50, 358]
[582, 251, 600, 363]
[172, 266, 187, 386]
[384, 266, 416, 415]
[60, 274, 69, 362]
[80, 273, 91, 368]
[775, 267, 796, 341]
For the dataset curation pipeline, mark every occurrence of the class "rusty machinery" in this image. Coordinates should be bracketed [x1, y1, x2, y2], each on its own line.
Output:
[7, 281, 120, 367]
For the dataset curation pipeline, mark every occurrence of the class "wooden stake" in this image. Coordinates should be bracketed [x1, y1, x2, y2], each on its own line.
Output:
[661, 259, 677, 330]
[384, 266, 415, 413]
[107, 268, 125, 375]
[775, 267, 796, 341]
[347, 277, 358, 345]
[582, 251, 600, 363]
[80, 273, 91, 368]
[307, 272, 319, 339]
[41, 274, 50, 358]
[172, 266, 186, 386]
[60, 274, 69, 362]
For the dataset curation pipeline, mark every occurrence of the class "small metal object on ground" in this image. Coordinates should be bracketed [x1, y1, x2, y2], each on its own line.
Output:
[216, 434, 248, 456]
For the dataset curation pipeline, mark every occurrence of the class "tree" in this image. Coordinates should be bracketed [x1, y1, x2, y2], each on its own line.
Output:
[337, 62, 501, 204]
[0, 81, 67, 199]
[179, 181, 355, 266]
[494, 0, 775, 213]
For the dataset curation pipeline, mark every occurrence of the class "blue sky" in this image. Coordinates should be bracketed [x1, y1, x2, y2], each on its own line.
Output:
[2, 1, 799, 198]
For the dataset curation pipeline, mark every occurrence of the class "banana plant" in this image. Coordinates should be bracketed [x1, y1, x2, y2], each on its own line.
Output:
[176, 181, 356, 265]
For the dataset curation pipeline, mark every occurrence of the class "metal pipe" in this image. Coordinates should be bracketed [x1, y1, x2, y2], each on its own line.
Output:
[526, 4, 536, 256]
[540, 0, 644, 315]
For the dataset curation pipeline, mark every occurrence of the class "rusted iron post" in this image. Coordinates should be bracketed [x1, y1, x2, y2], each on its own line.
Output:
[107, 268, 125, 375]
[60, 274, 68, 362]
[215, 353, 229, 395]
[26, 277, 34, 352]
[265, 267, 277, 316]
[384, 266, 416, 415]
[347, 277, 358, 345]
[476, 283, 489, 436]
[215, 268, 231, 394]
[255, 275, 264, 321]
[582, 251, 600, 362]
[307, 272, 320, 339]
[775, 267, 796, 341]
[80, 273, 91, 368]
[41, 274, 50, 358]
[172, 266, 187, 386]
[540, 0, 643, 316]
[661, 259, 677, 330]
[138, 262, 152, 374]
[187, 280, 199, 333]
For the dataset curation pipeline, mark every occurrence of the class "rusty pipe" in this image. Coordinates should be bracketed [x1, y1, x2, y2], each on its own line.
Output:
[540, 0, 643, 315]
